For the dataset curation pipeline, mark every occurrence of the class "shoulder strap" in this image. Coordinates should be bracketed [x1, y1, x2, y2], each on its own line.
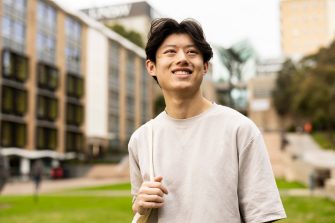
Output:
[148, 120, 154, 181]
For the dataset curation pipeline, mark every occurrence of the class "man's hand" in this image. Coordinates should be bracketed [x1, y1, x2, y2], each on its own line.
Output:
[132, 176, 168, 215]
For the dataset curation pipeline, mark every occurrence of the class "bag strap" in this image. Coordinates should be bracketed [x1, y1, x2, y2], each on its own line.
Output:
[148, 120, 154, 181]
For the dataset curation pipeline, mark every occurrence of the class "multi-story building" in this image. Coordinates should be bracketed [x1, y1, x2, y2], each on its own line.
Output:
[280, 0, 335, 58]
[81, 1, 162, 45]
[0, 0, 153, 176]
[247, 58, 291, 131]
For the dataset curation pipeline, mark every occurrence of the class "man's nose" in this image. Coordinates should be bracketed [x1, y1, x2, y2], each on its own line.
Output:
[176, 50, 188, 64]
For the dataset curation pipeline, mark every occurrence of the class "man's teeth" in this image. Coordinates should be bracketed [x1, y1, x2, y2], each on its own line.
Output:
[173, 70, 191, 75]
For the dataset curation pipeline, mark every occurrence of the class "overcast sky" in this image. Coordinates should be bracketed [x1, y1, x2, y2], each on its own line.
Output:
[54, 0, 281, 59]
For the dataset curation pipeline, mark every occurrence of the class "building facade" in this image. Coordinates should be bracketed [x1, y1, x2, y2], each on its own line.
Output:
[81, 1, 162, 44]
[0, 0, 153, 176]
[280, 0, 335, 58]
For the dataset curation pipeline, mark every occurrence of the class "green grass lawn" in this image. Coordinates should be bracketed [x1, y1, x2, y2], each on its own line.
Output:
[0, 196, 134, 223]
[71, 183, 131, 191]
[312, 132, 335, 150]
[281, 196, 335, 223]
[1, 181, 335, 222]
[276, 178, 306, 189]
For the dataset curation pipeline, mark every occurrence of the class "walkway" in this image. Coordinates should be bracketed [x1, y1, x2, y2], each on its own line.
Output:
[1, 177, 129, 195]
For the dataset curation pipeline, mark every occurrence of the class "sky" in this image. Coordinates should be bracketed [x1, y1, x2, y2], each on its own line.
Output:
[54, 0, 281, 60]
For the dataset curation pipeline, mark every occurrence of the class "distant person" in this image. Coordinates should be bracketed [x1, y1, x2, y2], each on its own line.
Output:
[32, 159, 44, 196]
[304, 122, 313, 134]
[129, 18, 286, 222]
[0, 153, 8, 194]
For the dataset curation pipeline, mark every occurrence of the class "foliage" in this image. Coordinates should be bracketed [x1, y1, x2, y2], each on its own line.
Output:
[108, 24, 144, 48]
[272, 59, 297, 117]
[273, 40, 335, 136]
[217, 40, 256, 108]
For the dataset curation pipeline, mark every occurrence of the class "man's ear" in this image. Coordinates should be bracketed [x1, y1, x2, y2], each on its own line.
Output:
[146, 60, 156, 77]
[203, 62, 209, 75]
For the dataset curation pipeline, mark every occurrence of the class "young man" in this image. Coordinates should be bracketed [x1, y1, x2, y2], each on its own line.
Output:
[128, 18, 286, 222]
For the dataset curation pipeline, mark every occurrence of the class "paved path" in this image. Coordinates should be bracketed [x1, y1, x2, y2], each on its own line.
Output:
[280, 188, 326, 197]
[286, 133, 335, 169]
[1, 177, 129, 195]
[262, 132, 286, 178]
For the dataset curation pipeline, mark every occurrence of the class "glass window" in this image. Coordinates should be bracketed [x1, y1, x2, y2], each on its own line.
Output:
[36, 127, 57, 150]
[0, 121, 26, 147]
[14, 21, 25, 44]
[0, 122, 12, 147]
[77, 78, 84, 97]
[16, 56, 28, 81]
[16, 124, 26, 147]
[49, 129, 57, 149]
[3, 51, 13, 77]
[49, 68, 58, 89]
[47, 6, 56, 27]
[37, 1, 45, 21]
[16, 0, 26, 12]
[37, 96, 46, 118]
[2, 16, 11, 38]
[16, 90, 27, 115]
[2, 87, 13, 113]
[38, 65, 47, 86]
[37, 33, 45, 51]
[49, 99, 57, 120]
[36, 127, 44, 148]
[47, 37, 55, 52]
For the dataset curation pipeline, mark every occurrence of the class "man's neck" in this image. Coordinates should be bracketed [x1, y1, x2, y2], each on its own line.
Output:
[163, 91, 212, 119]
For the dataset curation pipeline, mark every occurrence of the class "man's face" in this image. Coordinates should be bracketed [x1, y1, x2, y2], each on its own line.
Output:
[146, 33, 208, 94]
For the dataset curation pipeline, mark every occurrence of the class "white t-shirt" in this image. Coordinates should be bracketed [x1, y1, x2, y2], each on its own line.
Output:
[128, 104, 286, 223]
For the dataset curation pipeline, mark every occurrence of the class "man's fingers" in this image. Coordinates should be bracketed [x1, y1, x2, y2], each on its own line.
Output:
[154, 176, 163, 182]
[144, 177, 168, 195]
[141, 187, 164, 197]
[139, 194, 164, 203]
[138, 200, 164, 210]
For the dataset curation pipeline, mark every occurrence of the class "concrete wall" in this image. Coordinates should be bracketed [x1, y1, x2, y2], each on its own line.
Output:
[85, 28, 109, 139]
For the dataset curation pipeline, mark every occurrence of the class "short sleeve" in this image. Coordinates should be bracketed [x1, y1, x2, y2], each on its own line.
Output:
[238, 133, 286, 223]
[128, 135, 143, 199]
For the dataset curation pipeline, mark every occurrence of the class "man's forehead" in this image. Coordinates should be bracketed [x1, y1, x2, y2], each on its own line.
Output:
[160, 33, 196, 48]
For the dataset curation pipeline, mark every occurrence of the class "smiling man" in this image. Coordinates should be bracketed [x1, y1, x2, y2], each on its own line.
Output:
[128, 18, 286, 223]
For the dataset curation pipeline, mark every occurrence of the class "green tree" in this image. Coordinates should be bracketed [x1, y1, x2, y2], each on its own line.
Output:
[217, 40, 256, 109]
[108, 24, 144, 48]
[272, 59, 297, 117]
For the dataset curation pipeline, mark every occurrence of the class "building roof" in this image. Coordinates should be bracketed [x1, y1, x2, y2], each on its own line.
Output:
[51, 0, 146, 58]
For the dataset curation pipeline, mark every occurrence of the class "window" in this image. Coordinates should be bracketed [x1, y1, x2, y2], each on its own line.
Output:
[36, 95, 58, 121]
[36, 127, 57, 150]
[66, 103, 84, 126]
[1, 86, 28, 116]
[0, 121, 26, 147]
[2, 50, 28, 82]
[36, 0, 57, 63]
[14, 21, 25, 43]
[2, 16, 11, 38]
[37, 63, 59, 90]
[16, 0, 26, 12]
[66, 74, 84, 98]
[65, 17, 81, 73]
[66, 131, 84, 152]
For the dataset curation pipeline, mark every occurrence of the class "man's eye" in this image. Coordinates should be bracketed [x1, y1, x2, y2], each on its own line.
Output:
[164, 49, 176, 54]
[187, 50, 198, 55]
